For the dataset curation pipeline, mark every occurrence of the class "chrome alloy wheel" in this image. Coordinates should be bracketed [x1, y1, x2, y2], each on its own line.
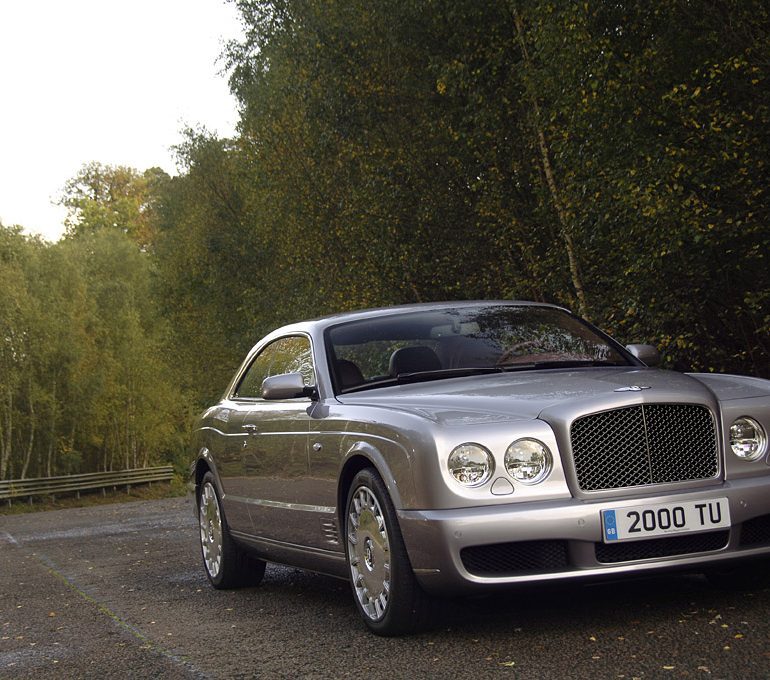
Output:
[199, 481, 224, 579]
[347, 485, 391, 620]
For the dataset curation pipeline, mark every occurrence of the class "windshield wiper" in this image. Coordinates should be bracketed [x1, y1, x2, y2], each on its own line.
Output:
[394, 366, 503, 384]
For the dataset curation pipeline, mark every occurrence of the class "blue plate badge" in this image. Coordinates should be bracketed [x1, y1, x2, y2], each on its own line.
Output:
[603, 509, 619, 541]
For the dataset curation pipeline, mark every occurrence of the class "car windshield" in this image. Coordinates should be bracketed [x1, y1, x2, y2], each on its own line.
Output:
[326, 304, 633, 393]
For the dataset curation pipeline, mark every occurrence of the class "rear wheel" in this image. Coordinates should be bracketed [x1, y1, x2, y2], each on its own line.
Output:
[198, 471, 265, 589]
[344, 468, 431, 635]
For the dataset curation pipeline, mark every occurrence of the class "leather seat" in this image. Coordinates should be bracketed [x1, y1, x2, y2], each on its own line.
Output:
[389, 346, 442, 376]
[336, 359, 364, 389]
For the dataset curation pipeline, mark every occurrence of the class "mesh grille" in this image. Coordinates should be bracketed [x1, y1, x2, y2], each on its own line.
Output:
[595, 530, 729, 563]
[571, 404, 718, 491]
[461, 540, 569, 577]
[740, 514, 770, 547]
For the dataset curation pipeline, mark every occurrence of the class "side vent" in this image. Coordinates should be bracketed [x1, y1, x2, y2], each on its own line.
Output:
[320, 519, 339, 545]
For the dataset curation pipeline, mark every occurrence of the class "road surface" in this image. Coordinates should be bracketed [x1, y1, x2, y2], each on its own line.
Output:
[1, 497, 769, 678]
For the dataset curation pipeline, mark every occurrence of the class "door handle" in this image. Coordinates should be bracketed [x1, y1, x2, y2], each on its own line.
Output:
[242, 424, 258, 434]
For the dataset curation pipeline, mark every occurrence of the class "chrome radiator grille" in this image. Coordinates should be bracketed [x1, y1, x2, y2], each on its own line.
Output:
[570, 404, 719, 492]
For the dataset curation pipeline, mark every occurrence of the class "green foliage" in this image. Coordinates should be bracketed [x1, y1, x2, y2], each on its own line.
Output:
[0, 222, 187, 480]
[512, 1, 770, 375]
[153, 129, 273, 402]
[61, 161, 170, 250]
[211, 0, 770, 377]
[224, 0, 546, 310]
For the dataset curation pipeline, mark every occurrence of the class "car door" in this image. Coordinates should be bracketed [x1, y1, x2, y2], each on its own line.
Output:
[205, 406, 251, 533]
[231, 335, 316, 544]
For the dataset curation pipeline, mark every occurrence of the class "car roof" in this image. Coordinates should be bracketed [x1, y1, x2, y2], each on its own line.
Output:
[273, 300, 569, 337]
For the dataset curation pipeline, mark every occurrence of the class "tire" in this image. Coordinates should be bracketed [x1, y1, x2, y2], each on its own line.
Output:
[198, 471, 266, 589]
[344, 468, 431, 635]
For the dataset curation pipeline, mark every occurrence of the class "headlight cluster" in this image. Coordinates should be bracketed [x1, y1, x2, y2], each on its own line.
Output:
[730, 417, 767, 461]
[448, 438, 552, 488]
[505, 439, 552, 484]
[447, 444, 494, 486]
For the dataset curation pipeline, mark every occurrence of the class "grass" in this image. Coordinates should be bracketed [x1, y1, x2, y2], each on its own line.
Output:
[0, 476, 188, 515]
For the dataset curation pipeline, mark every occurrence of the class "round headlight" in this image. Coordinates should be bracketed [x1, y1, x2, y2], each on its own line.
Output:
[505, 438, 552, 485]
[730, 417, 767, 461]
[448, 443, 494, 487]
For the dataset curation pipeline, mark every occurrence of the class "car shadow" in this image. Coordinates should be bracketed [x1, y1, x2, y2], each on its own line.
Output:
[239, 561, 767, 637]
[434, 572, 768, 634]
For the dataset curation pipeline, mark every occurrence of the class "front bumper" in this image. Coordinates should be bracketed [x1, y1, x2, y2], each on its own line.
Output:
[398, 478, 770, 595]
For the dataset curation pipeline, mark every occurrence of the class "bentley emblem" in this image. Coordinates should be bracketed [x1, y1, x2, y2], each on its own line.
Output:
[614, 385, 651, 392]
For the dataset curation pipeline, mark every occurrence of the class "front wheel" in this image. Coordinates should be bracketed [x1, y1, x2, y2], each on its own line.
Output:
[344, 468, 431, 635]
[198, 471, 266, 589]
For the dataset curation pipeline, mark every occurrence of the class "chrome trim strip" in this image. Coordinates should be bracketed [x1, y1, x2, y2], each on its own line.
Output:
[231, 531, 346, 561]
[199, 426, 244, 437]
[228, 494, 335, 514]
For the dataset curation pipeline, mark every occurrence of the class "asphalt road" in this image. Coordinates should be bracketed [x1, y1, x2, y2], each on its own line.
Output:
[1, 497, 769, 679]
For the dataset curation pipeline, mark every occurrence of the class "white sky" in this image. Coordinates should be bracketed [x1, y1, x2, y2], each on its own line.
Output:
[0, 0, 244, 241]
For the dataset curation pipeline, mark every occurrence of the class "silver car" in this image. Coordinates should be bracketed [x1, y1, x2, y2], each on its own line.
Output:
[192, 301, 770, 635]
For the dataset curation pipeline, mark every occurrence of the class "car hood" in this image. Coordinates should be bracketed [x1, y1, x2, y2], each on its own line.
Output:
[687, 372, 770, 401]
[336, 367, 725, 426]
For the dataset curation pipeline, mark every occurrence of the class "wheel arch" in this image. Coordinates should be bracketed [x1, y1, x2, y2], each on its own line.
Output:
[337, 442, 407, 533]
[192, 448, 222, 500]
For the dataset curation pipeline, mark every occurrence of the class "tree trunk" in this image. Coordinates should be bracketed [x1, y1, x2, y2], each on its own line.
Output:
[46, 376, 58, 477]
[20, 419, 34, 478]
[512, 6, 590, 320]
[20, 376, 35, 479]
[0, 387, 13, 480]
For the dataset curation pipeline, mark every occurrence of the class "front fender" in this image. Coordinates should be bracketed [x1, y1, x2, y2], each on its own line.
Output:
[340, 439, 412, 510]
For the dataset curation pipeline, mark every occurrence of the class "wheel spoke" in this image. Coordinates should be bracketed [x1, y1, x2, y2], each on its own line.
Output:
[348, 510, 359, 530]
[346, 481, 393, 623]
[199, 481, 224, 579]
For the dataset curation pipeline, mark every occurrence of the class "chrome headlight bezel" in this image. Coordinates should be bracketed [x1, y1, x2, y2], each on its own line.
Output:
[447, 443, 495, 487]
[504, 438, 553, 485]
[730, 417, 768, 461]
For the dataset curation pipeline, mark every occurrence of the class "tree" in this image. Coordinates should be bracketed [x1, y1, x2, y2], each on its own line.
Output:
[60, 161, 170, 250]
[0, 208, 189, 479]
[212, 0, 770, 376]
[153, 130, 274, 402]
[508, 1, 770, 374]
[227, 0, 532, 312]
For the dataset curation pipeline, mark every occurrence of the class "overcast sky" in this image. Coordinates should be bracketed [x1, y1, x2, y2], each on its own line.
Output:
[0, 0, 243, 241]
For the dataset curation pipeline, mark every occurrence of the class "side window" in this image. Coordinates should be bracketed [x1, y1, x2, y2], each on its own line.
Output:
[234, 336, 316, 399]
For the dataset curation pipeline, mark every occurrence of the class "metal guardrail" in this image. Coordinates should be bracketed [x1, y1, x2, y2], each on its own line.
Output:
[0, 466, 175, 505]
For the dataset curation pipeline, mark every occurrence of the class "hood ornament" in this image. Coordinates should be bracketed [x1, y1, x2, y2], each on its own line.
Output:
[614, 385, 651, 392]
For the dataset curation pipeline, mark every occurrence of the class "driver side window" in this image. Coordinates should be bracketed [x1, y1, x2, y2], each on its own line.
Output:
[234, 335, 315, 399]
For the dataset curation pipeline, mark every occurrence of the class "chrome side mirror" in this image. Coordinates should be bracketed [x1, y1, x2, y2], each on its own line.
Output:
[626, 344, 661, 367]
[261, 373, 317, 400]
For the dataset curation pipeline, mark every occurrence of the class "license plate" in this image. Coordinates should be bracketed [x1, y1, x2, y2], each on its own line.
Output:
[601, 498, 730, 542]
